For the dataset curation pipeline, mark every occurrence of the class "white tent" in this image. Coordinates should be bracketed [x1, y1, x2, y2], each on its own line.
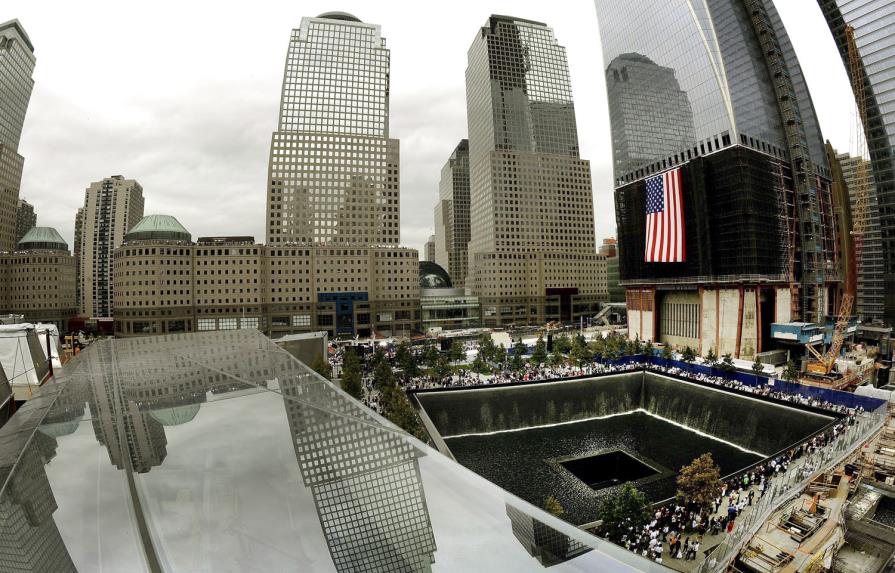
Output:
[0, 323, 50, 392]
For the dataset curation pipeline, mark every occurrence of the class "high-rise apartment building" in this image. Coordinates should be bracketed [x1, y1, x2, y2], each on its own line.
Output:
[817, 0, 895, 323]
[0, 20, 36, 253]
[465, 16, 606, 327]
[434, 139, 470, 287]
[266, 12, 399, 246]
[14, 197, 34, 243]
[73, 206, 83, 308]
[79, 175, 144, 318]
[595, 0, 837, 358]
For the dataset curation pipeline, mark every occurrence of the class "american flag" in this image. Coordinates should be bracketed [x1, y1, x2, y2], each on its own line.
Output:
[644, 167, 685, 262]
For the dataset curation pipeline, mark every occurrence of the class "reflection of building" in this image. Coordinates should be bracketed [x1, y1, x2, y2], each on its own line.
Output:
[595, 0, 838, 357]
[14, 198, 35, 244]
[425, 235, 436, 263]
[606, 53, 696, 181]
[280, 350, 437, 571]
[0, 438, 77, 572]
[506, 503, 590, 567]
[466, 16, 607, 327]
[78, 175, 145, 318]
[0, 20, 35, 254]
[113, 215, 420, 338]
[434, 140, 471, 287]
[0, 227, 77, 330]
[817, 0, 895, 323]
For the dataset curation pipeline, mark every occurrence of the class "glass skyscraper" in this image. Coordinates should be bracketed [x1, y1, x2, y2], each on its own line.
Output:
[817, 0, 895, 322]
[465, 16, 606, 325]
[266, 12, 399, 247]
[595, 0, 838, 354]
[0, 20, 36, 254]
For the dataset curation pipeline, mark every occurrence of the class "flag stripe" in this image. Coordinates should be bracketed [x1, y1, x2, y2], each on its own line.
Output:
[643, 167, 685, 263]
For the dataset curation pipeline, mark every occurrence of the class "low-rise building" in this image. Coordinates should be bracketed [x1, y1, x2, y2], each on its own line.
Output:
[0, 227, 77, 330]
[113, 215, 420, 339]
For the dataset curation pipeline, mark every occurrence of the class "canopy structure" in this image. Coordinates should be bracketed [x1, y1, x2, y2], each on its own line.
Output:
[0, 324, 50, 395]
[34, 323, 62, 367]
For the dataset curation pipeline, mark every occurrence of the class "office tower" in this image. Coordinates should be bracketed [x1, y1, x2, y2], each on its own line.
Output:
[0, 227, 77, 330]
[465, 16, 606, 326]
[0, 20, 36, 253]
[434, 139, 470, 287]
[266, 12, 398, 246]
[79, 175, 144, 318]
[830, 146, 885, 320]
[424, 235, 435, 263]
[595, 0, 837, 358]
[817, 0, 895, 322]
[14, 198, 35, 243]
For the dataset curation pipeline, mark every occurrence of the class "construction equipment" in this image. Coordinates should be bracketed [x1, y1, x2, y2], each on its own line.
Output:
[804, 25, 869, 376]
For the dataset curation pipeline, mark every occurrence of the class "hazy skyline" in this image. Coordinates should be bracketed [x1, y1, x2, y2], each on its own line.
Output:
[7, 0, 858, 255]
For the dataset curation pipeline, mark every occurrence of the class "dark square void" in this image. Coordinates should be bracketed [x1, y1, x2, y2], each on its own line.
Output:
[561, 450, 658, 491]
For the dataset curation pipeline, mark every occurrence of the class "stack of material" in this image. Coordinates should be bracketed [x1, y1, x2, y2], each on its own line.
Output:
[806, 473, 844, 498]
[736, 541, 794, 573]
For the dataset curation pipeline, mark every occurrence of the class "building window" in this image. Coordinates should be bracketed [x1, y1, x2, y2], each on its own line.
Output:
[240, 317, 259, 330]
[292, 314, 311, 327]
[198, 318, 216, 331]
[219, 318, 238, 330]
[377, 312, 393, 322]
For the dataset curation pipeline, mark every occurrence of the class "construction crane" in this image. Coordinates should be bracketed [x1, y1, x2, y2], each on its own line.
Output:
[805, 25, 868, 376]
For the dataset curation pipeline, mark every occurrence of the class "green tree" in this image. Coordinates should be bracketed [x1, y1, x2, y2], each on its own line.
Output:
[395, 341, 419, 380]
[554, 334, 572, 354]
[310, 354, 332, 380]
[703, 348, 718, 367]
[547, 347, 565, 367]
[340, 351, 364, 400]
[599, 484, 651, 544]
[720, 353, 736, 377]
[543, 495, 565, 517]
[531, 336, 548, 365]
[373, 359, 396, 390]
[471, 353, 489, 374]
[751, 357, 765, 383]
[626, 336, 643, 357]
[783, 360, 799, 382]
[643, 340, 655, 359]
[589, 336, 606, 360]
[571, 335, 592, 366]
[372, 346, 387, 368]
[492, 345, 507, 367]
[660, 345, 673, 365]
[510, 340, 527, 371]
[433, 354, 452, 381]
[423, 344, 440, 368]
[682, 346, 696, 368]
[478, 334, 496, 363]
[449, 339, 465, 364]
[378, 384, 428, 442]
[676, 453, 722, 514]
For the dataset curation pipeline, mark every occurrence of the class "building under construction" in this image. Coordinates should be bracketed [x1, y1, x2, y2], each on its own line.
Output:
[595, 0, 840, 360]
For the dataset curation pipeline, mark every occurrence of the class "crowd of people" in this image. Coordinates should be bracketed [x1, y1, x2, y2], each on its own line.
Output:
[609, 413, 856, 564]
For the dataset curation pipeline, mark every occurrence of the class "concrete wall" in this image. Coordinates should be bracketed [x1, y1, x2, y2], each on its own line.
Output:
[775, 287, 792, 323]
[740, 289, 758, 359]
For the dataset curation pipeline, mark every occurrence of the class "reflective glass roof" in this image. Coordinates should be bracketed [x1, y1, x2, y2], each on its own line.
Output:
[0, 330, 667, 572]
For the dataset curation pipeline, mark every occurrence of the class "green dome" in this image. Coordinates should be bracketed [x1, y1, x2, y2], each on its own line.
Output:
[125, 214, 191, 243]
[17, 227, 68, 251]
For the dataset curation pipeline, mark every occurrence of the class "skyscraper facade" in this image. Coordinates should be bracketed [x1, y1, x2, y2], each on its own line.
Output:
[434, 139, 470, 287]
[0, 20, 35, 254]
[465, 16, 606, 326]
[79, 175, 144, 318]
[266, 12, 398, 247]
[14, 197, 35, 243]
[817, 0, 895, 323]
[595, 0, 838, 357]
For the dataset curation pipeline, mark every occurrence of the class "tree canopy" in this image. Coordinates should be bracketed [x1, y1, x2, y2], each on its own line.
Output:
[599, 484, 651, 543]
[676, 453, 722, 513]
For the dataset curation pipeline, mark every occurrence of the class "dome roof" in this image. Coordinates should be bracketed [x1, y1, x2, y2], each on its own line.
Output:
[419, 261, 452, 289]
[125, 214, 191, 243]
[17, 226, 68, 251]
[317, 12, 361, 22]
[149, 404, 200, 426]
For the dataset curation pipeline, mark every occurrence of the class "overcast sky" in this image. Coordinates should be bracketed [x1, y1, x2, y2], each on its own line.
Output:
[8, 0, 857, 254]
